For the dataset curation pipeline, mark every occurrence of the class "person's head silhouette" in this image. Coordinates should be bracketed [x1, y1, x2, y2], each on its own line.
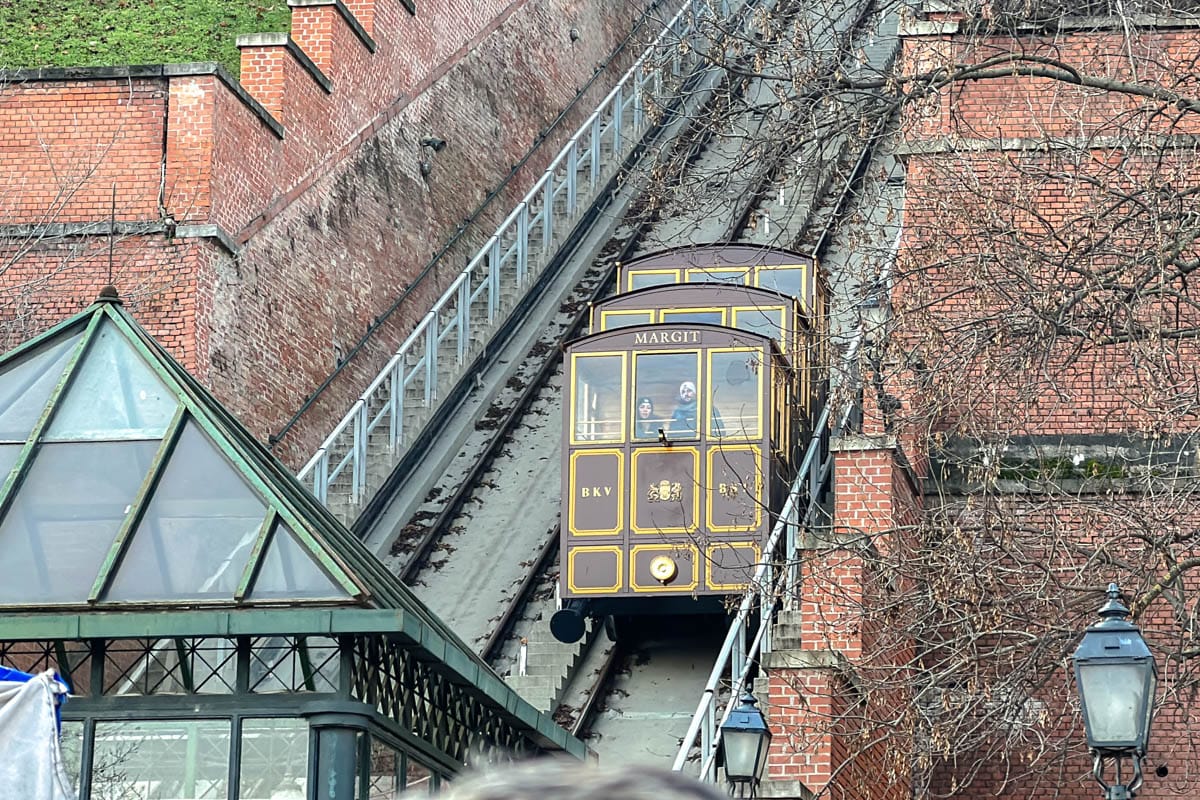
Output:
[678, 381, 696, 404]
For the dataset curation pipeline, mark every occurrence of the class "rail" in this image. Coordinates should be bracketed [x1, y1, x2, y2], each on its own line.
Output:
[297, 0, 723, 520]
[670, 394, 859, 780]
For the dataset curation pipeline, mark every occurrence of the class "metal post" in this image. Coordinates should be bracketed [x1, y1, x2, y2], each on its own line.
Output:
[424, 322, 437, 405]
[566, 146, 578, 215]
[352, 402, 367, 503]
[488, 236, 501, 323]
[542, 174, 555, 254]
[389, 361, 403, 451]
[516, 204, 530, 286]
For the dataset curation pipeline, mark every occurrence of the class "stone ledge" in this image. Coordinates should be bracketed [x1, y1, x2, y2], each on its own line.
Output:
[829, 433, 897, 453]
[757, 778, 817, 799]
[897, 133, 1200, 156]
[761, 649, 841, 670]
[0, 221, 239, 255]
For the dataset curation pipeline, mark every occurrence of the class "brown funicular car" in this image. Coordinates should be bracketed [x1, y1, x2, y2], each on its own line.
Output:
[551, 321, 800, 643]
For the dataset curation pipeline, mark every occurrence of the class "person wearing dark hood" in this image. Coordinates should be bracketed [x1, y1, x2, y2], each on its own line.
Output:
[633, 396, 659, 439]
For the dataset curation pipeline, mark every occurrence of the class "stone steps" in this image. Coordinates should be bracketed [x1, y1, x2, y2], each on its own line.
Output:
[506, 615, 598, 712]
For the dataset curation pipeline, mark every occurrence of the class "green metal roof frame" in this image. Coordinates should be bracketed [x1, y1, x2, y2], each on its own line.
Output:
[0, 295, 584, 758]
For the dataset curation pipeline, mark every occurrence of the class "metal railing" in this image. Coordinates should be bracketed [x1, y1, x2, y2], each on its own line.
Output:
[671, 328, 865, 780]
[298, 1, 717, 520]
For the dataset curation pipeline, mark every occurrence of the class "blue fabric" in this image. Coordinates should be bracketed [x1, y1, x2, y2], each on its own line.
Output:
[0, 666, 36, 683]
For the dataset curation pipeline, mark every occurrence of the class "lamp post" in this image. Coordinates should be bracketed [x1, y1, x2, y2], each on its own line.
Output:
[1072, 583, 1157, 800]
[720, 692, 772, 797]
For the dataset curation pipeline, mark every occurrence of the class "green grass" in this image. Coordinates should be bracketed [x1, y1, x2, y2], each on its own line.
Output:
[0, 0, 292, 77]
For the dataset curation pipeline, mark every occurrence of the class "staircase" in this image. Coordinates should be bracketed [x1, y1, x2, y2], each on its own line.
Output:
[506, 616, 599, 712]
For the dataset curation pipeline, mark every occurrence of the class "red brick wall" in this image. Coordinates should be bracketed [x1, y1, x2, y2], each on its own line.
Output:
[0, 81, 166, 224]
[902, 29, 1200, 143]
[890, 21, 1200, 799]
[0, 237, 203, 368]
[894, 27, 1200, 441]
[0, 0, 654, 458]
[895, 151, 1200, 439]
[763, 440, 917, 798]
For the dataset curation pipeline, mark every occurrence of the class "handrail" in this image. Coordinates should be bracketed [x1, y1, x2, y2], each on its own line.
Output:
[671, 330, 867, 779]
[298, 0, 716, 522]
[672, 402, 849, 777]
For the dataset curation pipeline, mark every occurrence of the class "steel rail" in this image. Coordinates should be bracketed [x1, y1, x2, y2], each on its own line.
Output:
[569, 639, 626, 739]
[668, 6, 905, 778]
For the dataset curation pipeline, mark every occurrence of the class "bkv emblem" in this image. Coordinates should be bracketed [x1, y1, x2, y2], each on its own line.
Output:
[648, 479, 683, 503]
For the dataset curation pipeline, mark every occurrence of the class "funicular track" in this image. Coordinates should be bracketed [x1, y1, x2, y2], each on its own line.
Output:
[290, 0, 902, 777]
[350, 1, 904, 774]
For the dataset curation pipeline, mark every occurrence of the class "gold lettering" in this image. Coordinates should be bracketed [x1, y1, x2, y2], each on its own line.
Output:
[581, 486, 613, 498]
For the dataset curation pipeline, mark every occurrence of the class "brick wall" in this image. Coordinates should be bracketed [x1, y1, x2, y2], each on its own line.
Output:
[0, 0, 655, 459]
[761, 436, 918, 799]
[888, 17, 1200, 799]
[894, 25, 1200, 441]
[0, 81, 166, 224]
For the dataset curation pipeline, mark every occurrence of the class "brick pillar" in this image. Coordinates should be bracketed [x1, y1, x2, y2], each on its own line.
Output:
[238, 34, 289, 120]
[340, 0, 377, 36]
[288, 0, 339, 71]
[758, 434, 918, 800]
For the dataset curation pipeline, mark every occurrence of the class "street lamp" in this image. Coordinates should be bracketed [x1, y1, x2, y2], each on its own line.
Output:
[1072, 583, 1157, 800]
[721, 692, 772, 797]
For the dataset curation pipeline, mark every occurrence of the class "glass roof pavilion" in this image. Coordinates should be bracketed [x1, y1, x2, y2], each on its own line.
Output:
[0, 289, 583, 799]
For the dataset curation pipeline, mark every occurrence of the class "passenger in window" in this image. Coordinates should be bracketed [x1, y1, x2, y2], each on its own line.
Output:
[633, 396, 659, 440]
[670, 380, 725, 438]
[670, 381, 699, 437]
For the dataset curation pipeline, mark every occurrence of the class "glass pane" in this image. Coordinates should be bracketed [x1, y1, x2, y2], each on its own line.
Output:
[46, 321, 177, 441]
[0, 331, 81, 442]
[249, 521, 348, 600]
[598, 310, 652, 331]
[405, 759, 434, 794]
[757, 265, 804, 299]
[106, 422, 266, 601]
[710, 351, 763, 440]
[60, 720, 84, 795]
[249, 636, 339, 694]
[0, 443, 21, 487]
[239, 718, 309, 800]
[570, 355, 624, 443]
[628, 270, 678, 291]
[660, 310, 724, 326]
[368, 738, 400, 800]
[92, 719, 230, 799]
[1080, 662, 1146, 744]
[685, 266, 748, 284]
[0, 440, 158, 604]
[634, 352, 700, 440]
[733, 307, 785, 344]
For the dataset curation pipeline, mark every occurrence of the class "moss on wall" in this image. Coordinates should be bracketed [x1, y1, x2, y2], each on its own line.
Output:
[0, 0, 291, 76]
